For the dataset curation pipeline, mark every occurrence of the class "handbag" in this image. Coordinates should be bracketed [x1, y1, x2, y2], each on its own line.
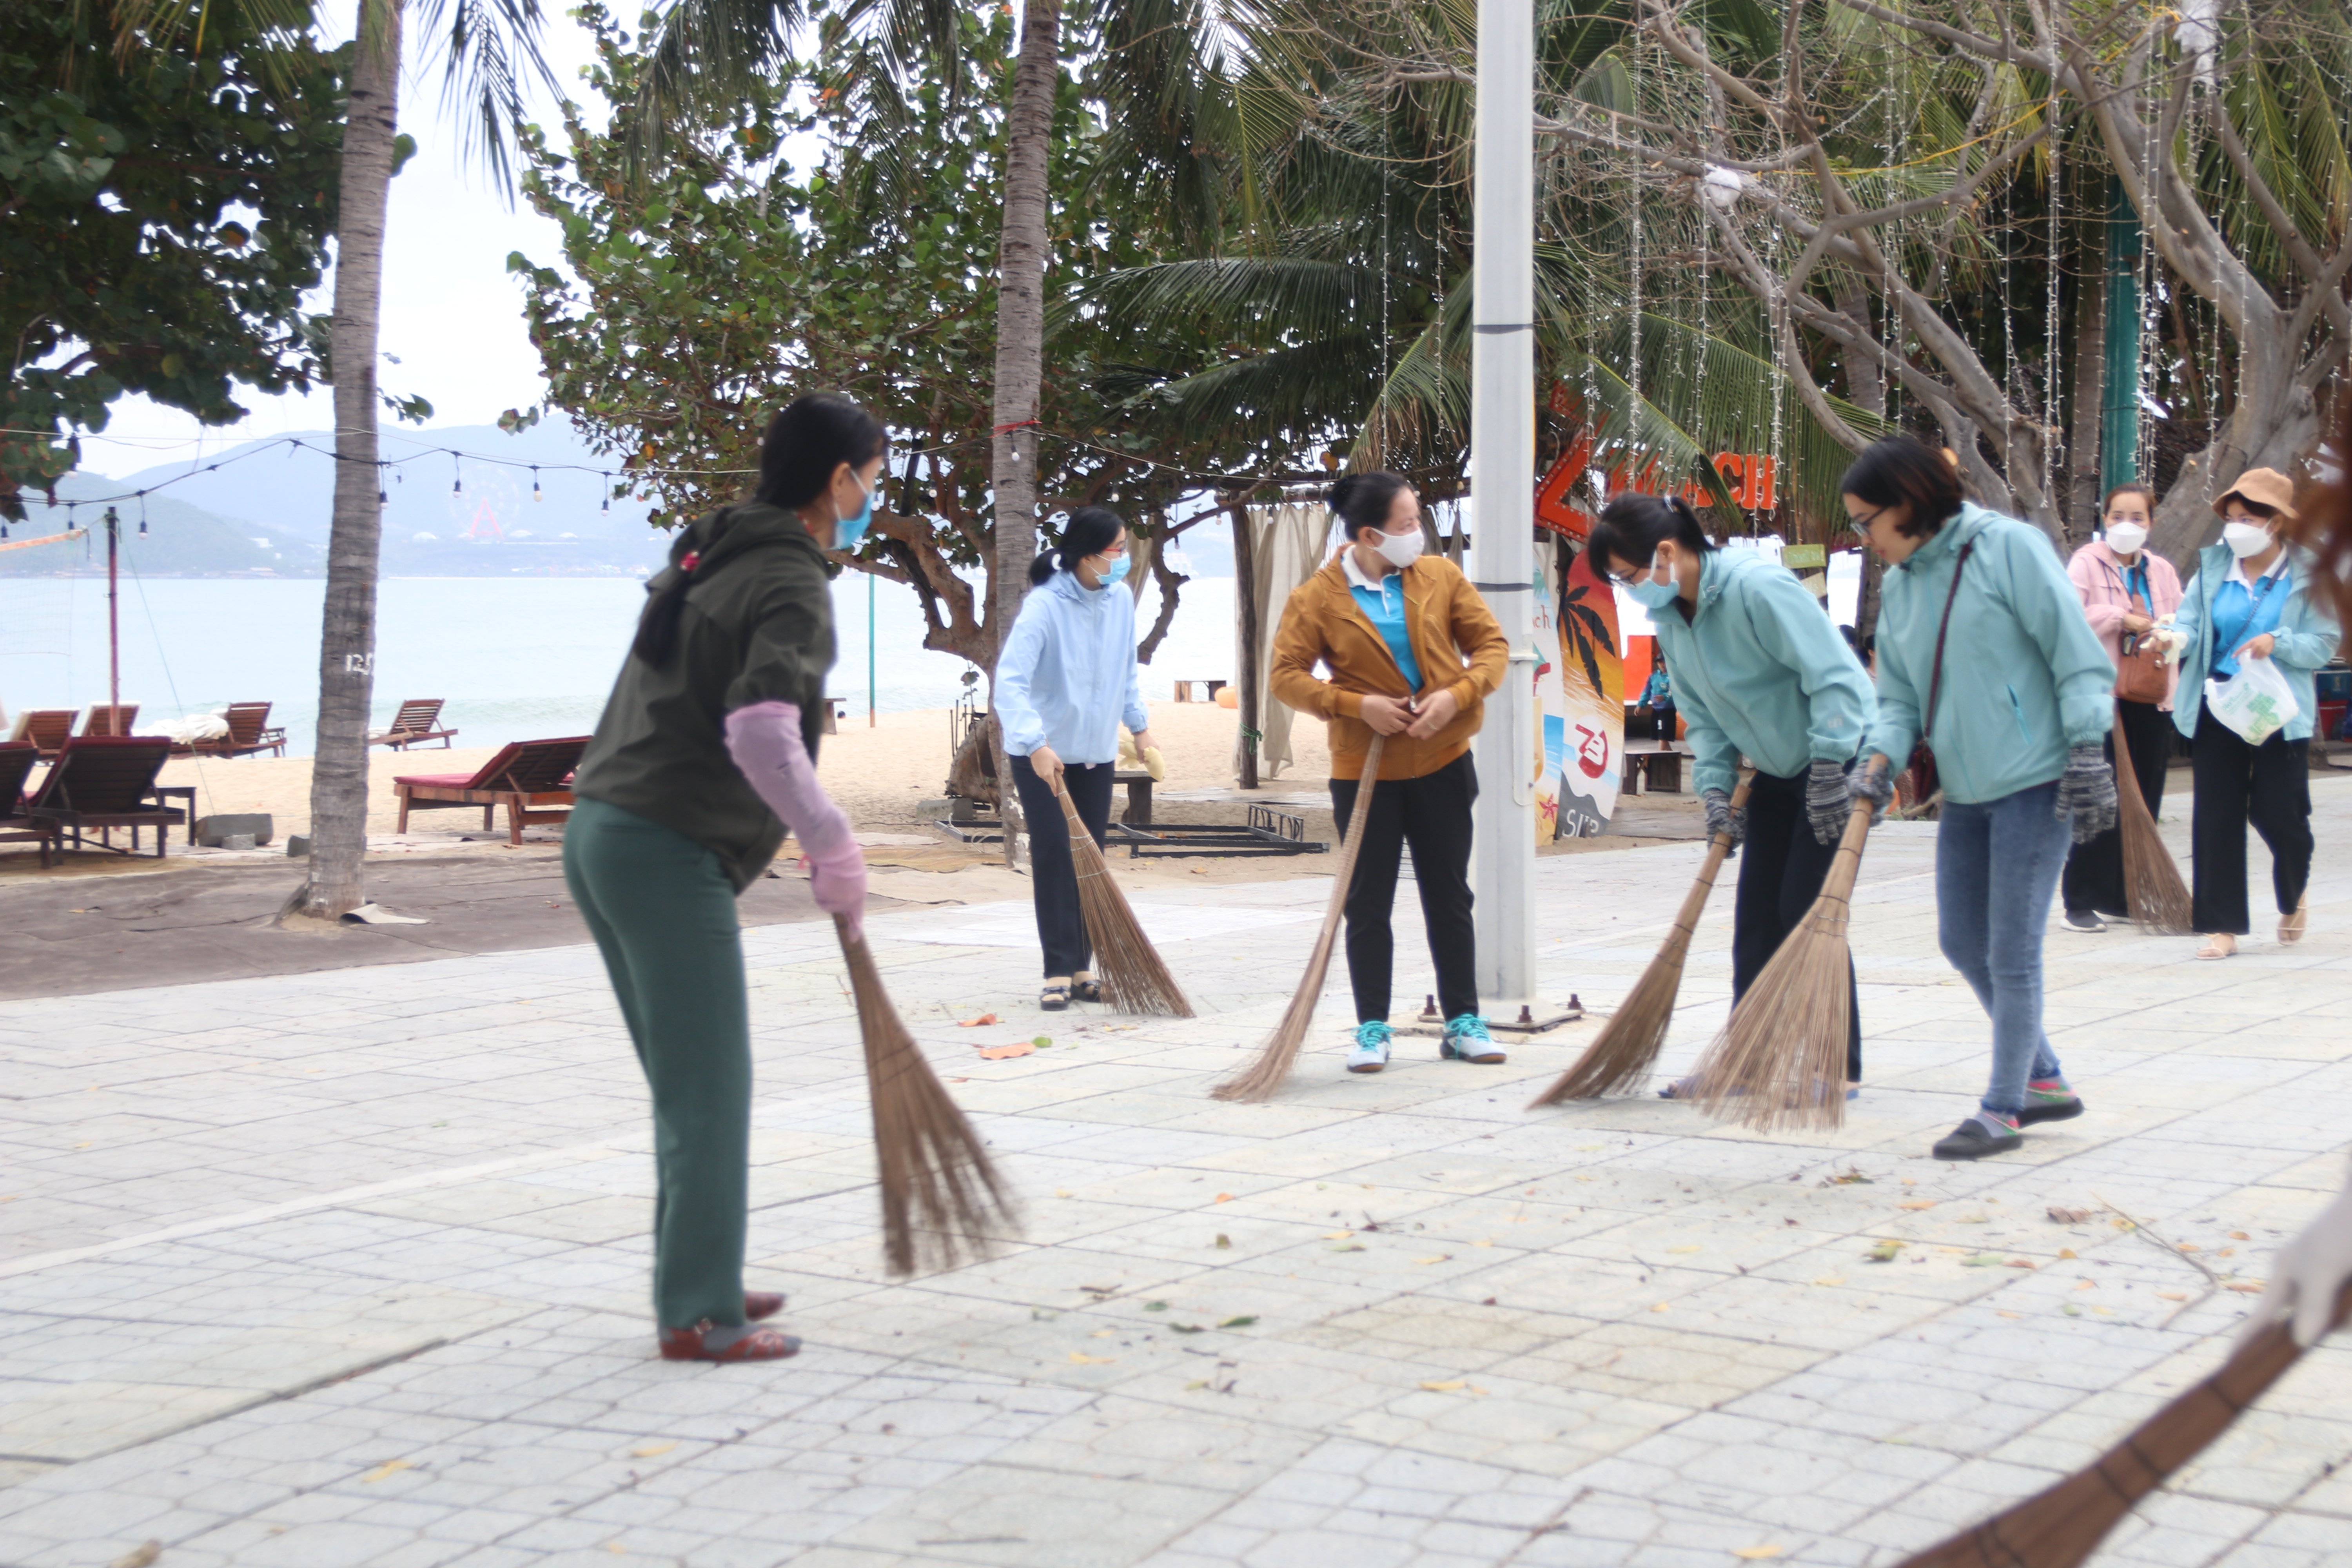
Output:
[2113, 577, 2169, 705]
[1906, 538, 1977, 803]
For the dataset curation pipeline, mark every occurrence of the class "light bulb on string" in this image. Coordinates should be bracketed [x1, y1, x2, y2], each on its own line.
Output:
[601, 472, 611, 515]
[451, 453, 462, 495]
[531, 466, 543, 503]
[137, 491, 148, 536]
[377, 462, 388, 505]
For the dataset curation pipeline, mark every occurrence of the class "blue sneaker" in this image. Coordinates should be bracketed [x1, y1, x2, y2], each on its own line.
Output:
[1346, 1021, 1393, 1074]
[1440, 1013, 1505, 1064]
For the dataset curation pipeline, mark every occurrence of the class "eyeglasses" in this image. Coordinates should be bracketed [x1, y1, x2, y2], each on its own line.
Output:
[1844, 505, 1889, 538]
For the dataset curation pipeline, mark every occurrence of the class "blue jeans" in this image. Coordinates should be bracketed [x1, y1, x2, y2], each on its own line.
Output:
[1936, 781, 2069, 1117]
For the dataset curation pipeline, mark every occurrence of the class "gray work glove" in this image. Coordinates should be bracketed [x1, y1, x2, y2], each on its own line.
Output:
[1846, 757, 1894, 826]
[1701, 787, 1745, 851]
[2056, 743, 2118, 845]
[1804, 759, 1852, 846]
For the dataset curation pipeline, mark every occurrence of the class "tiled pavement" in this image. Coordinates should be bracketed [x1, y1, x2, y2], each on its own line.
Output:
[3, 780, 2349, 1568]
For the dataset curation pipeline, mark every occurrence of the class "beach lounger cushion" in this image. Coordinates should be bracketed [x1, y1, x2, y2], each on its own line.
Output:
[392, 736, 588, 846]
[24, 736, 182, 857]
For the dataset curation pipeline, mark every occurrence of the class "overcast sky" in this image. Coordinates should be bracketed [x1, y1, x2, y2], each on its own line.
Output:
[89, 13, 611, 469]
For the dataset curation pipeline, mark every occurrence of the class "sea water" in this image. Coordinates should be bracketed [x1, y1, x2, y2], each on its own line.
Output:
[0, 574, 1238, 756]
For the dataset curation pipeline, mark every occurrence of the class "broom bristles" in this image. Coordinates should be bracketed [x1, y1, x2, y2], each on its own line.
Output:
[1533, 777, 1752, 1106]
[2112, 717, 2192, 934]
[1212, 733, 1387, 1102]
[1894, 1278, 2352, 1568]
[1686, 782, 1877, 1133]
[837, 916, 1021, 1276]
[1056, 786, 1193, 1017]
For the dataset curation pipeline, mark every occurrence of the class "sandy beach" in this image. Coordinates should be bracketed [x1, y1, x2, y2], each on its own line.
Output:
[136, 698, 1329, 841]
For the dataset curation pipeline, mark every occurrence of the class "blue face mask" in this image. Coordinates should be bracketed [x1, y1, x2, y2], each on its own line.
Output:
[1625, 557, 1680, 610]
[834, 474, 874, 552]
[1098, 554, 1131, 588]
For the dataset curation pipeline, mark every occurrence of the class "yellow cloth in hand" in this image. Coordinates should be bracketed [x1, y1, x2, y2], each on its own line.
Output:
[1117, 735, 1167, 781]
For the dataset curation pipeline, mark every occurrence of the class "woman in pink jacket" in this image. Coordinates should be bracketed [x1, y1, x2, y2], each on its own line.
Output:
[2059, 481, 2184, 931]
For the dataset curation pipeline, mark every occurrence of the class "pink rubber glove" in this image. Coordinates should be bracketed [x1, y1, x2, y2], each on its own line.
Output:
[724, 701, 866, 936]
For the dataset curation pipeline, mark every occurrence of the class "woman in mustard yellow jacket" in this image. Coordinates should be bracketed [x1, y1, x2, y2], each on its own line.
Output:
[1269, 472, 1510, 1075]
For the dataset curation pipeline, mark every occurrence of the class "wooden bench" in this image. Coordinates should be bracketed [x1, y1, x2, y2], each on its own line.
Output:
[1113, 768, 1156, 825]
[1621, 740, 1691, 794]
[1171, 679, 1227, 703]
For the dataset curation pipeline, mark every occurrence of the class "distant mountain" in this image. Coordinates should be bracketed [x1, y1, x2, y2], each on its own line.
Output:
[0, 476, 324, 577]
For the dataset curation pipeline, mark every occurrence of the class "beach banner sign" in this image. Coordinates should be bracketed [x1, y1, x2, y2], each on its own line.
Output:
[1549, 541, 1624, 839]
[1535, 385, 1777, 543]
[1531, 535, 1568, 846]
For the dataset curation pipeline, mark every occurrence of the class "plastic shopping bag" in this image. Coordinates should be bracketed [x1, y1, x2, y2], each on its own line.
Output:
[2205, 655, 2300, 746]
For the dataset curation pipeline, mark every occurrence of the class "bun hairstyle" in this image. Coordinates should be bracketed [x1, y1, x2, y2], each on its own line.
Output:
[1327, 470, 1412, 540]
[633, 392, 886, 666]
[1839, 436, 1966, 539]
[1585, 492, 1713, 577]
[1028, 505, 1127, 586]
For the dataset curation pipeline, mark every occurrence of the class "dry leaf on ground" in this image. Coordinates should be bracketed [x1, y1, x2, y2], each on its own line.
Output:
[976, 1042, 1036, 1060]
[2048, 1206, 2094, 1224]
[1419, 1379, 1467, 1392]
[630, 1442, 676, 1459]
[361, 1460, 412, 1483]
[956, 1013, 1000, 1027]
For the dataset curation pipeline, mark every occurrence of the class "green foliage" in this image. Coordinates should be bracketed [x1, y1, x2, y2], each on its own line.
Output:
[0, 4, 345, 517]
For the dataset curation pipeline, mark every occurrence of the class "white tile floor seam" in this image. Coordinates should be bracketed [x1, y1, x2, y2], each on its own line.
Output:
[1, 778, 2348, 1567]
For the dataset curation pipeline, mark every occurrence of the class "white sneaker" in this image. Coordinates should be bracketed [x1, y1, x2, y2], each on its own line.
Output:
[1346, 1021, 1392, 1074]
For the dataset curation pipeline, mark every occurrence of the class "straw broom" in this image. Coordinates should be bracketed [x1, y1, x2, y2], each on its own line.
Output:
[1532, 777, 1753, 1106]
[1212, 733, 1386, 1102]
[1685, 761, 1886, 1133]
[835, 915, 1021, 1275]
[1054, 779, 1193, 1017]
[1894, 1278, 2352, 1568]
[2111, 715, 2192, 934]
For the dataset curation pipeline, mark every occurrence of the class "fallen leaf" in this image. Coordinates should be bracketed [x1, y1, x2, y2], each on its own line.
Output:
[1214, 1234, 1231, 1249]
[1961, 1255, 2005, 1268]
[1032, 1036, 1051, 1047]
[1323, 1230, 1354, 1241]
[1328, 1243, 1367, 1253]
[2057, 1248, 2077, 1259]
[1170, 1324, 1204, 1334]
[1958, 1213, 1989, 1224]
[2178, 1242, 2200, 1253]
[2005, 1259, 2036, 1269]
[1218, 1316, 1258, 1329]
[1472, 1239, 1494, 1248]
[1145, 1301, 1168, 1311]
[1068, 1351, 1116, 1365]
[607, 1544, 626, 1556]
[1666, 1244, 1702, 1254]
[1866, 1240, 1903, 1263]
[2156, 1291, 2189, 1302]
[361, 1459, 412, 1483]
[1413, 1255, 1451, 1265]
[2225, 1281, 2265, 1294]
[2091, 1305, 2114, 1316]
[630, 1442, 677, 1459]
[2217, 1247, 2234, 1257]
[2077, 1280, 2095, 1290]
[956, 1013, 1000, 1027]
[1900, 1178, 1918, 1186]
[1185, 1378, 1209, 1389]
[1214, 1193, 1235, 1203]
[1650, 1303, 1671, 1312]
[1812, 1276, 1847, 1287]
[2063, 1304, 2082, 1316]
[1996, 1310, 2023, 1319]
[1419, 1380, 1467, 1392]
[1898, 1200, 1936, 1211]
[2230, 1230, 2250, 1240]
[109, 1545, 161, 1568]
[1090, 1329, 1114, 1338]
[1733, 1548, 1785, 1561]
[2112, 1217, 2138, 1232]
[2048, 1206, 2094, 1224]
[976, 1042, 1036, 1060]
[1054, 1189, 1072, 1198]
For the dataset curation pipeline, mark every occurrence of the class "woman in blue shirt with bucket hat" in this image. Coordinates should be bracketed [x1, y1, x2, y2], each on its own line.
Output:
[1586, 492, 1877, 1098]
[1851, 437, 2118, 1162]
[2154, 468, 2341, 958]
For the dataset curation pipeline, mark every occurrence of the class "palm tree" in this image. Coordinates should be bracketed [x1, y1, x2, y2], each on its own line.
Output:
[120, 0, 557, 918]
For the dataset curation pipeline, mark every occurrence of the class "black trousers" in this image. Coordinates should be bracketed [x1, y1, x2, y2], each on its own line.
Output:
[2189, 707, 2312, 935]
[1012, 754, 1115, 978]
[2061, 698, 2174, 918]
[1735, 766, 1863, 1080]
[1328, 751, 1479, 1024]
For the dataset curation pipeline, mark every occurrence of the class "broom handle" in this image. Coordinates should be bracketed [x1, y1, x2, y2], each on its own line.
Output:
[1667, 777, 1753, 936]
[1817, 756, 1890, 905]
[2111, 712, 2149, 817]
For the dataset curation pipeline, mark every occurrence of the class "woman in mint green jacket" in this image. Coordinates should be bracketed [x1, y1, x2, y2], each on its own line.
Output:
[1588, 492, 1876, 1094]
[2159, 469, 2341, 957]
[1851, 438, 2117, 1163]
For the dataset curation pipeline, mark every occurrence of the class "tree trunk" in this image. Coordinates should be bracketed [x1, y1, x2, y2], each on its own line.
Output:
[2067, 243, 2107, 543]
[986, 0, 1059, 866]
[1231, 500, 1259, 789]
[287, 0, 400, 920]
[1832, 283, 1883, 418]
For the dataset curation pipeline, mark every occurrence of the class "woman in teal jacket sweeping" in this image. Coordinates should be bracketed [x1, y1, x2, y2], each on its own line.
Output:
[2154, 468, 2341, 958]
[1850, 438, 2118, 1161]
[1585, 492, 1877, 1095]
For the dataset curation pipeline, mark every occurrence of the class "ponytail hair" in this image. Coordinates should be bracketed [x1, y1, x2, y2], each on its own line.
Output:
[1327, 470, 1412, 540]
[633, 392, 886, 665]
[1586, 492, 1713, 576]
[1028, 505, 1127, 586]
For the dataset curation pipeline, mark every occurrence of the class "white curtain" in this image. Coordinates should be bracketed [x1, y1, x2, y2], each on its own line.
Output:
[1235, 502, 1327, 781]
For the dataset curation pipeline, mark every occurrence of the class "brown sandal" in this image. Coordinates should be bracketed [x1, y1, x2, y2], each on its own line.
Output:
[2280, 898, 2308, 944]
[659, 1320, 802, 1362]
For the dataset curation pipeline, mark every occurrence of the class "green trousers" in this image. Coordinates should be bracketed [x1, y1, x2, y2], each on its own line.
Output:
[564, 795, 750, 1329]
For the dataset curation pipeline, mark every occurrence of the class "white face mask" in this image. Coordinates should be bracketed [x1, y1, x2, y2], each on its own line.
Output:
[2103, 522, 2148, 556]
[2222, 520, 2274, 559]
[1373, 528, 1423, 569]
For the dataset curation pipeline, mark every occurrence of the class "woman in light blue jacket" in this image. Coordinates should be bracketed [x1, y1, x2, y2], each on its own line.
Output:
[1586, 492, 1877, 1095]
[2159, 469, 2341, 958]
[996, 506, 1157, 1010]
[1851, 438, 2117, 1162]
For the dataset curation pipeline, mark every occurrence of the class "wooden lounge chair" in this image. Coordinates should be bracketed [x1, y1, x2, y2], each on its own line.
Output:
[189, 701, 287, 759]
[392, 736, 587, 846]
[80, 703, 139, 738]
[24, 737, 182, 857]
[370, 698, 457, 750]
[7, 710, 76, 761]
[0, 742, 62, 866]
